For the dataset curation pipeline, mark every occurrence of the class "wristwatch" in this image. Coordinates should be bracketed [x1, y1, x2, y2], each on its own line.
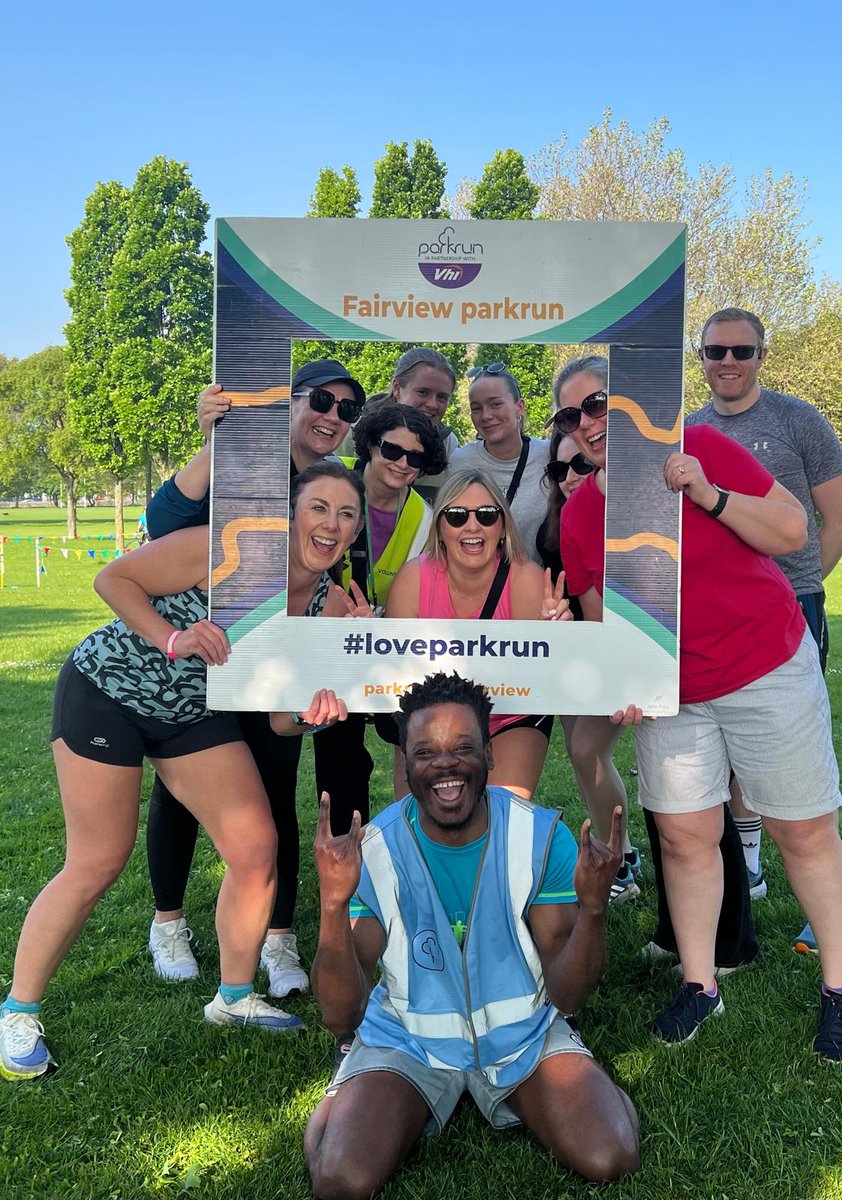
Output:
[708, 485, 730, 518]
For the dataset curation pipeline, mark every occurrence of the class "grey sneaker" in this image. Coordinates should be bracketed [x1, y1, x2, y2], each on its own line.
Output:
[260, 933, 309, 1000]
[609, 865, 640, 905]
[203, 991, 304, 1033]
[149, 917, 199, 981]
[748, 868, 767, 901]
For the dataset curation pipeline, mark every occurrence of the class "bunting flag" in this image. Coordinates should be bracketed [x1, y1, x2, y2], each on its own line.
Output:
[61, 549, 68, 559]
[101, 550, 108, 559]
[43, 546, 50, 556]
[88, 550, 95, 559]
[75, 550, 82, 560]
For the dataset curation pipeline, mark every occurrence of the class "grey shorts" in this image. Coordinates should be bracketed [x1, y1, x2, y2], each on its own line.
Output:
[636, 631, 841, 821]
[328, 1015, 591, 1135]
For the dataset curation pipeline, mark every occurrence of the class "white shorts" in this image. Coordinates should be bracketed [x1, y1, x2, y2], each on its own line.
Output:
[636, 631, 840, 821]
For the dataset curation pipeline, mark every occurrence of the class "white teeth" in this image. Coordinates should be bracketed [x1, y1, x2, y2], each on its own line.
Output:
[313, 537, 336, 547]
[313, 425, 334, 436]
[432, 779, 464, 790]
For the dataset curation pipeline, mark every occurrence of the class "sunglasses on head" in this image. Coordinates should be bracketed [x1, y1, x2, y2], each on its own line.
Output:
[702, 344, 758, 361]
[549, 390, 609, 434]
[376, 438, 425, 470]
[467, 361, 507, 380]
[294, 387, 365, 425]
[441, 505, 502, 529]
[547, 453, 596, 483]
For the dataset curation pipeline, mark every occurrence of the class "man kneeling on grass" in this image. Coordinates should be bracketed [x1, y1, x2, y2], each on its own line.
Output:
[304, 672, 639, 1198]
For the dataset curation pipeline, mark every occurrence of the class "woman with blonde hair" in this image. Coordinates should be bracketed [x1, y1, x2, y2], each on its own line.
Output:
[386, 470, 569, 797]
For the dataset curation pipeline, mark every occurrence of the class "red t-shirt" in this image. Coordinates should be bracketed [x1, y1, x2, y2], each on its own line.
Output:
[560, 426, 806, 703]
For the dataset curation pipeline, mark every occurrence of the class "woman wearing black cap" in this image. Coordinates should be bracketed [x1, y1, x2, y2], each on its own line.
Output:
[142, 360, 373, 1003]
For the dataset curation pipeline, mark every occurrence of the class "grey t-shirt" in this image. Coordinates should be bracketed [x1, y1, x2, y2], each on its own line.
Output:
[450, 436, 550, 565]
[686, 389, 842, 593]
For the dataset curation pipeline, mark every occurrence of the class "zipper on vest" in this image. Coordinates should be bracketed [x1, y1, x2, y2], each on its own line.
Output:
[460, 801, 491, 1071]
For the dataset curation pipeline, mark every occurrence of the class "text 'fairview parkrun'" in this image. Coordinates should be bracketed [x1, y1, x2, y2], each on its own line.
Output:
[342, 294, 563, 327]
[342, 632, 550, 662]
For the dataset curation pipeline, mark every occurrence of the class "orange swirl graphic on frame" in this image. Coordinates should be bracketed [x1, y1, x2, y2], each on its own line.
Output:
[225, 385, 290, 407]
[605, 533, 679, 561]
[212, 517, 289, 586]
[609, 395, 681, 444]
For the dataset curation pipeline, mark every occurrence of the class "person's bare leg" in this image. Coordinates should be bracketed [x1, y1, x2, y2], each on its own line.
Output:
[305, 1071, 431, 1200]
[506, 1052, 639, 1182]
[764, 812, 842, 986]
[488, 727, 549, 800]
[568, 716, 631, 850]
[153, 743, 277, 985]
[653, 807, 724, 989]
[9, 739, 142, 1002]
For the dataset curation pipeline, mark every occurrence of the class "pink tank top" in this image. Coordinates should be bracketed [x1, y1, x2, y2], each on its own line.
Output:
[417, 554, 520, 736]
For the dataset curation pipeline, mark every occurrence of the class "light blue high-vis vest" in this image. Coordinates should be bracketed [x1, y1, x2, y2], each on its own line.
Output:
[355, 786, 562, 1088]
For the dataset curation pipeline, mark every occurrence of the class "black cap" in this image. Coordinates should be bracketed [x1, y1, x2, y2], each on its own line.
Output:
[291, 359, 366, 407]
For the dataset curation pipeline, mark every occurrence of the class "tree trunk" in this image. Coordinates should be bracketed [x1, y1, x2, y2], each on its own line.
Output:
[66, 474, 78, 539]
[145, 456, 153, 508]
[114, 477, 125, 550]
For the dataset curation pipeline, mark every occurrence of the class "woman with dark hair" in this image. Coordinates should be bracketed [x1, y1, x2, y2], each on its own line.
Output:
[0, 462, 367, 1079]
[452, 363, 549, 564]
[340, 402, 448, 612]
[386, 470, 570, 799]
[535, 428, 593, 609]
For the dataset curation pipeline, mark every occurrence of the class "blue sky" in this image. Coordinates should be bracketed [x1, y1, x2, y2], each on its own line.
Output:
[4, 0, 841, 358]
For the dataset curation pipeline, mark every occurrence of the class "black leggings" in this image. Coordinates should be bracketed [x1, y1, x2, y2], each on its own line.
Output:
[146, 712, 373, 929]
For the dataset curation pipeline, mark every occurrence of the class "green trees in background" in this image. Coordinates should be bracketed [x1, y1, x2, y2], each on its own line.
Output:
[65, 159, 211, 545]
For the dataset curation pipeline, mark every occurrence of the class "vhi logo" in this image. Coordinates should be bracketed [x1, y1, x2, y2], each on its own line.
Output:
[417, 225, 483, 289]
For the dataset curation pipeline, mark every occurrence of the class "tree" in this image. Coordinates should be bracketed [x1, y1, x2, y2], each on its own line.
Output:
[0, 346, 86, 535]
[308, 166, 361, 218]
[65, 179, 134, 546]
[467, 150, 552, 434]
[370, 142, 413, 218]
[529, 111, 820, 410]
[762, 285, 842, 435]
[106, 157, 212, 499]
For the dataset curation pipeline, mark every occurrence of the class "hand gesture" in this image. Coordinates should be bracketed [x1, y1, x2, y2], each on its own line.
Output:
[573, 805, 624, 916]
[664, 451, 717, 510]
[296, 688, 349, 730]
[197, 384, 231, 440]
[609, 704, 644, 726]
[313, 792, 364, 907]
[168, 620, 230, 666]
[333, 580, 376, 618]
[541, 568, 573, 621]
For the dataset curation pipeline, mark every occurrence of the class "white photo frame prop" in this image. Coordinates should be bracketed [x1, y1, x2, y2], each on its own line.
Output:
[207, 218, 685, 716]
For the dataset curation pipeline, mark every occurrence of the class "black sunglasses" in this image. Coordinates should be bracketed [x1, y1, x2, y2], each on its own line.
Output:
[547, 453, 596, 483]
[294, 387, 365, 425]
[441, 505, 502, 529]
[467, 361, 507, 380]
[550, 390, 609, 434]
[376, 438, 425, 470]
[703, 344, 758, 361]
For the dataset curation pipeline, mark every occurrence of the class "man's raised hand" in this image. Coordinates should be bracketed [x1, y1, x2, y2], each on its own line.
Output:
[313, 792, 364, 908]
[573, 805, 624, 916]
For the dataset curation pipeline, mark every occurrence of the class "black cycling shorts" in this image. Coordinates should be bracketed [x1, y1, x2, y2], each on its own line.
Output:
[51, 656, 243, 767]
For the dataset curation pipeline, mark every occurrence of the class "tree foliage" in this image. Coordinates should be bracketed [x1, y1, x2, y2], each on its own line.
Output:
[308, 166, 361, 219]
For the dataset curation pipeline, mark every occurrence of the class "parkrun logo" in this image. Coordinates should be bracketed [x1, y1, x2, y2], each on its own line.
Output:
[417, 225, 483, 289]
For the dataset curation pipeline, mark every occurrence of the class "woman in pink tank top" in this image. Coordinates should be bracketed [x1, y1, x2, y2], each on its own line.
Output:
[387, 470, 571, 798]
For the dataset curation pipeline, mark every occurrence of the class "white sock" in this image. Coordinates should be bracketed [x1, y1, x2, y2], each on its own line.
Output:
[733, 816, 762, 875]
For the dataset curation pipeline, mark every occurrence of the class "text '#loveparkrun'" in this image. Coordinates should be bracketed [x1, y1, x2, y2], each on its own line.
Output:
[342, 631, 550, 663]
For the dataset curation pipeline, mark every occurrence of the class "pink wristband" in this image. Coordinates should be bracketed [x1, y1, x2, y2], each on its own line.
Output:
[166, 630, 181, 659]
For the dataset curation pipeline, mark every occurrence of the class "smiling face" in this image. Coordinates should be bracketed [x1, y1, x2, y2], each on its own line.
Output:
[437, 481, 502, 571]
[289, 476, 362, 575]
[557, 370, 608, 468]
[468, 376, 524, 450]
[290, 381, 356, 467]
[405, 702, 492, 842]
[556, 435, 590, 500]
[367, 424, 425, 499]
[393, 365, 453, 424]
[701, 318, 766, 413]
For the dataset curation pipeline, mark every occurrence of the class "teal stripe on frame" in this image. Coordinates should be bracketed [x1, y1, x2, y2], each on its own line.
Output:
[223, 588, 288, 647]
[513, 232, 685, 344]
[604, 587, 678, 659]
[218, 221, 395, 342]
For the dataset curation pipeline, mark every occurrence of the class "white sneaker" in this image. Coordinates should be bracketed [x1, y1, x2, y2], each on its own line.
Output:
[149, 918, 199, 981]
[203, 991, 304, 1033]
[260, 933, 309, 999]
[0, 1010, 55, 1080]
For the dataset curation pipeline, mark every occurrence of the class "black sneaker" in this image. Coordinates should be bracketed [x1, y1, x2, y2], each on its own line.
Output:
[651, 982, 724, 1045]
[814, 990, 842, 1062]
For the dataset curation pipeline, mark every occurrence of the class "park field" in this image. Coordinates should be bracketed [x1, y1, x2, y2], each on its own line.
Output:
[2, 507, 842, 1200]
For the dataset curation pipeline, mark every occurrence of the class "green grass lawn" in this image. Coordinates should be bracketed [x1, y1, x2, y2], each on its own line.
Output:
[2, 507, 842, 1200]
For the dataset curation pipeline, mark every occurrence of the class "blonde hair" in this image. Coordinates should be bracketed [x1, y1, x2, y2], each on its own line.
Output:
[425, 470, 527, 565]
